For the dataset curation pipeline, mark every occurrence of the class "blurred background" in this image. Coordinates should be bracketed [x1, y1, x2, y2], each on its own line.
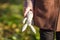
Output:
[0, 0, 40, 40]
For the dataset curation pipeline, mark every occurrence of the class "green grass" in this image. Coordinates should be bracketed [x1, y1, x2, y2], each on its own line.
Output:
[0, 0, 40, 40]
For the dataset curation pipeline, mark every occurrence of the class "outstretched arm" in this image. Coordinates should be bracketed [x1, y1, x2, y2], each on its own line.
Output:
[24, 0, 33, 17]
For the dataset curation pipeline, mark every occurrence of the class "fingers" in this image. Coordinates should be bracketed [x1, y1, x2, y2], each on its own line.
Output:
[24, 7, 33, 17]
[24, 7, 30, 17]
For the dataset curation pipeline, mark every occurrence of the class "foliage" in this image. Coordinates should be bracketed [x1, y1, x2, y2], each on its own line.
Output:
[0, 0, 40, 40]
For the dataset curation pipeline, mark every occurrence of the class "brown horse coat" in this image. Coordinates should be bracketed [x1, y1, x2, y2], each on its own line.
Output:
[33, 0, 59, 31]
[56, 11, 60, 31]
[56, 0, 60, 32]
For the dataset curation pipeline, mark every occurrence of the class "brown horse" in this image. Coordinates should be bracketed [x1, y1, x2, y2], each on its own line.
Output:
[33, 0, 59, 31]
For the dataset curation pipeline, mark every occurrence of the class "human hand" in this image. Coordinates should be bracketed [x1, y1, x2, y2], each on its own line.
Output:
[24, 7, 33, 17]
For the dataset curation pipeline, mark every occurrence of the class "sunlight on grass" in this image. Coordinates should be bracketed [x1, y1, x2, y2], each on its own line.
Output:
[0, 0, 40, 40]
